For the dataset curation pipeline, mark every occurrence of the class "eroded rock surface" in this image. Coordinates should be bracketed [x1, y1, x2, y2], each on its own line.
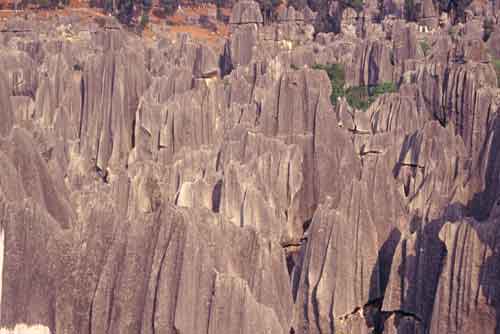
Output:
[1, 1, 500, 333]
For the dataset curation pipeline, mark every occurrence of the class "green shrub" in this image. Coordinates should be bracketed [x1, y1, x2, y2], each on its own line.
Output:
[346, 82, 397, 111]
[161, 0, 178, 16]
[260, 0, 282, 23]
[291, 63, 300, 70]
[493, 59, 500, 88]
[345, 86, 370, 110]
[37, 0, 52, 8]
[312, 63, 346, 105]
[344, 0, 364, 11]
[139, 13, 149, 28]
[312, 63, 397, 110]
[420, 40, 431, 56]
[371, 82, 397, 96]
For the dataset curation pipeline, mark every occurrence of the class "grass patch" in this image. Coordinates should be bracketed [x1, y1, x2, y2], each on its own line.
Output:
[312, 63, 397, 110]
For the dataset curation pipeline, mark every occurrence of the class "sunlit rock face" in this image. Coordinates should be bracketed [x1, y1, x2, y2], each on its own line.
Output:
[1, 1, 500, 333]
[0, 324, 51, 334]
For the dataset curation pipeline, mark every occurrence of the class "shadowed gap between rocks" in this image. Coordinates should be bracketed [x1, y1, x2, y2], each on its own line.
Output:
[468, 117, 500, 221]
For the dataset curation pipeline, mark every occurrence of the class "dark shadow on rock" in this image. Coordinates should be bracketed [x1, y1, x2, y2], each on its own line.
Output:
[468, 116, 500, 221]
[392, 130, 423, 181]
[219, 44, 233, 77]
[212, 179, 222, 213]
[472, 218, 500, 334]
[291, 238, 307, 302]
[466, 116, 500, 331]
[364, 228, 401, 333]
[370, 227, 402, 302]
[368, 213, 449, 333]
[411, 216, 447, 331]
[479, 251, 500, 334]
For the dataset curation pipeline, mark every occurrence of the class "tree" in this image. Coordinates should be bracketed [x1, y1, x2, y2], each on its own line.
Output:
[161, 0, 178, 16]
[139, 12, 149, 29]
[405, 0, 417, 21]
[288, 0, 308, 10]
[117, 0, 134, 24]
[142, 0, 152, 12]
[215, 0, 224, 20]
[138, 0, 151, 30]
[434, 0, 473, 22]
[376, 0, 385, 22]
[103, 0, 113, 12]
[36, 0, 63, 9]
[343, 0, 364, 12]
[259, 0, 281, 24]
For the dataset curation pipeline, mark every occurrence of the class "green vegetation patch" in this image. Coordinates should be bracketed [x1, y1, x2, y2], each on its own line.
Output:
[312, 63, 397, 110]
[139, 13, 149, 29]
[343, 0, 364, 11]
[161, 0, 179, 16]
[420, 40, 431, 56]
[312, 63, 346, 105]
[346, 82, 397, 110]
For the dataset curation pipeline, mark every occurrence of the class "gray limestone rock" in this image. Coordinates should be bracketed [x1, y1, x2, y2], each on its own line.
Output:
[229, 0, 264, 25]
[346, 39, 394, 87]
[0, 70, 14, 137]
[2, 7, 500, 334]
[430, 218, 500, 334]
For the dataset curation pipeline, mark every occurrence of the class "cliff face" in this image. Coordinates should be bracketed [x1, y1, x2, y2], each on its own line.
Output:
[1, 1, 500, 333]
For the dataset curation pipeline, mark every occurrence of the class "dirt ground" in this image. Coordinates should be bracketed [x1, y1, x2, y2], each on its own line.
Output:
[0, 0, 230, 45]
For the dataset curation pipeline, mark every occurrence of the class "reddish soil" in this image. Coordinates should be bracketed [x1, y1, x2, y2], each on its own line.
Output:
[0, 0, 230, 44]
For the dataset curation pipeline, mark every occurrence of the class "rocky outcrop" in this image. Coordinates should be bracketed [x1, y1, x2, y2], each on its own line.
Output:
[393, 121, 470, 221]
[430, 218, 500, 334]
[0, 70, 14, 137]
[229, 0, 263, 25]
[2, 3, 500, 334]
[487, 27, 500, 58]
[366, 86, 428, 134]
[382, 221, 447, 331]
[413, 62, 499, 211]
[225, 23, 258, 69]
[79, 49, 151, 172]
[346, 39, 394, 87]
[392, 21, 424, 76]
[0, 49, 37, 97]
